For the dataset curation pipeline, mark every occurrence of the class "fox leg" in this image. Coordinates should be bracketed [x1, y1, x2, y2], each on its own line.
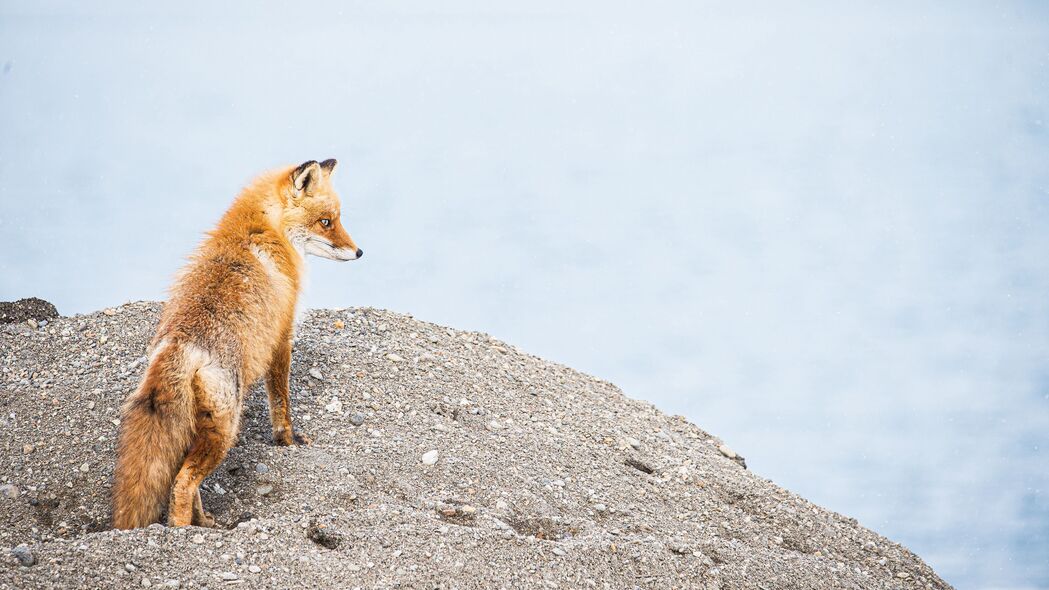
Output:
[192, 489, 215, 527]
[169, 371, 238, 527]
[267, 335, 311, 446]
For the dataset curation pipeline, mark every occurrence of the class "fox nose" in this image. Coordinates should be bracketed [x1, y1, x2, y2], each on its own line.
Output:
[355, 248, 363, 259]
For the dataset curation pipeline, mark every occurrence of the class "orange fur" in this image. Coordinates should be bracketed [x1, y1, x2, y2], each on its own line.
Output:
[112, 160, 361, 529]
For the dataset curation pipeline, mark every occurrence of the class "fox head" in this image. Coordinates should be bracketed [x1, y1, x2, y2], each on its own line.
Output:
[284, 159, 363, 262]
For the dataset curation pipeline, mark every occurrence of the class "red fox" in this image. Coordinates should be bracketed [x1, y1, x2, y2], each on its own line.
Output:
[112, 159, 362, 529]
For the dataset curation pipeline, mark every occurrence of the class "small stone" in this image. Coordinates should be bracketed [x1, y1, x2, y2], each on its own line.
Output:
[255, 463, 269, 474]
[248, 565, 261, 573]
[625, 437, 641, 450]
[349, 413, 365, 426]
[22, 443, 34, 454]
[386, 353, 404, 363]
[87, 401, 96, 410]
[0, 484, 19, 500]
[219, 572, 239, 581]
[213, 483, 226, 495]
[333, 320, 345, 329]
[421, 450, 439, 466]
[718, 444, 737, 459]
[103, 308, 117, 316]
[10, 545, 33, 567]
[552, 546, 566, 556]
[325, 397, 343, 413]
[191, 533, 205, 544]
[99, 335, 108, 344]
[897, 572, 911, 579]
[308, 367, 324, 380]
[256, 484, 273, 496]
[141, 578, 152, 588]
[80, 462, 90, 473]
[125, 563, 137, 572]
[26, 318, 37, 329]
[592, 503, 607, 513]
[162, 580, 181, 588]
[668, 541, 691, 555]
[486, 420, 502, 431]
[338, 467, 349, 475]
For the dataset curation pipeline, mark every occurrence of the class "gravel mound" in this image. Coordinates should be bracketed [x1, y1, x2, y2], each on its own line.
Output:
[0, 298, 58, 325]
[0, 302, 951, 589]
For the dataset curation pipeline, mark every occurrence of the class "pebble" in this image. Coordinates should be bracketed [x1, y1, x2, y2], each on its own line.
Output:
[625, 437, 642, 450]
[386, 353, 404, 363]
[256, 463, 270, 474]
[22, 443, 34, 454]
[592, 503, 607, 513]
[552, 547, 566, 556]
[141, 578, 152, 587]
[103, 308, 117, 316]
[80, 462, 90, 472]
[718, 444, 737, 459]
[27, 318, 38, 329]
[308, 367, 324, 380]
[421, 450, 439, 466]
[0, 484, 19, 499]
[219, 572, 239, 581]
[349, 413, 366, 426]
[256, 484, 273, 496]
[125, 563, 137, 572]
[248, 565, 261, 573]
[333, 320, 345, 329]
[10, 545, 34, 567]
[191, 533, 205, 544]
[325, 396, 343, 413]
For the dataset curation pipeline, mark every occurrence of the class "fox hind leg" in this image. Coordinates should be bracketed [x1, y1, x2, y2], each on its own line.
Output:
[192, 489, 215, 527]
[169, 370, 238, 527]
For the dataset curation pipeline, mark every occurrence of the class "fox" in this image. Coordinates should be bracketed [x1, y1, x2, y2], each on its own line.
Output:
[111, 159, 362, 529]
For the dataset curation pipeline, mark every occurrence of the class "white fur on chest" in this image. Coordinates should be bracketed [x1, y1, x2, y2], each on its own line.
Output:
[287, 231, 310, 326]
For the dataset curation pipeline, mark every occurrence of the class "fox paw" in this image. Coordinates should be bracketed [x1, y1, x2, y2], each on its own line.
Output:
[273, 429, 312, 446]
[193, 511, 216, 528]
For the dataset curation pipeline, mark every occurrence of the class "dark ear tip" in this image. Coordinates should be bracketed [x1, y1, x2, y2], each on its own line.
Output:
[320, 158, 338, 172]
[293, 160, 319, 175]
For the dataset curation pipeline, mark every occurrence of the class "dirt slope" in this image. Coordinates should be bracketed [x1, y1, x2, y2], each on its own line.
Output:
[0, 302, 951, 589]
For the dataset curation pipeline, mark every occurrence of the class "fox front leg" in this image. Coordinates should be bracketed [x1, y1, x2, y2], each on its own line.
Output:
[266, 336, 311, 446]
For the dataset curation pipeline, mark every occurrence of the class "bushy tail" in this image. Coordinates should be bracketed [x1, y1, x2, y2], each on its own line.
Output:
[112, 345, 195, 529]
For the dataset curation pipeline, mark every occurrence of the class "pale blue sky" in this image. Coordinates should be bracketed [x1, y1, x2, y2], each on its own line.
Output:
[2, 2, 1048, 587]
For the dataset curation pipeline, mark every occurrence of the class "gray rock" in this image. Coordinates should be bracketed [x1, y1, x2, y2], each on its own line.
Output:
[10, 545, 34, 567]
[349, 413, 366, 426]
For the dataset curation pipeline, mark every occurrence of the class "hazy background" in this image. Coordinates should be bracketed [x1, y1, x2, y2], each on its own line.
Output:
[2, 1, 1048, 587]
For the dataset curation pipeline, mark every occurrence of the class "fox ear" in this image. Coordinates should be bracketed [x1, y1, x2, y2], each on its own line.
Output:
[291, 160, 322, 193]
[320, 158, 338, 177]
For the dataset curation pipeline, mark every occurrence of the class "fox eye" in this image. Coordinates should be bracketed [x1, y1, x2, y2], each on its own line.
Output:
[319, 218, 331, 228]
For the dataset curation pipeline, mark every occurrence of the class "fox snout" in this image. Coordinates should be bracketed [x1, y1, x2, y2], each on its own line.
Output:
[335, 247, 364, 261]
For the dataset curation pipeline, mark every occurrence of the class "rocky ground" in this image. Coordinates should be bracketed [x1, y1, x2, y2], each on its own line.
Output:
[0, 301, 952, 589]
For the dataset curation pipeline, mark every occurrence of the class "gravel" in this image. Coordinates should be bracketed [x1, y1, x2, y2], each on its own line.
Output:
[0, 298, 58, 325]
[0, 301, 953, 589]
